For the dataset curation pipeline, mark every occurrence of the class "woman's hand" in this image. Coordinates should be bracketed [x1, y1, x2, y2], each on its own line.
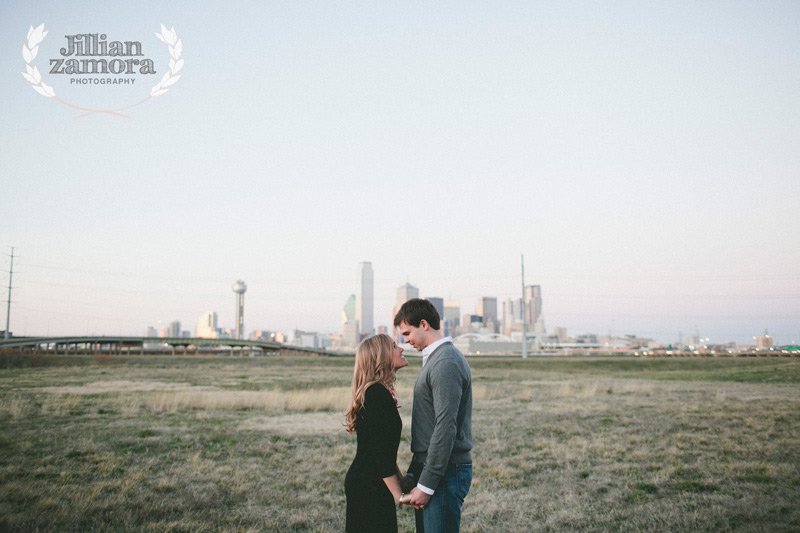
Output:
[399, 474, 416, 493]
[384, 473, 407, 507]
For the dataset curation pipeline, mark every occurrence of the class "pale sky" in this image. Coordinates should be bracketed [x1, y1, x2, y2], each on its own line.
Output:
[1, 1, 799, 344]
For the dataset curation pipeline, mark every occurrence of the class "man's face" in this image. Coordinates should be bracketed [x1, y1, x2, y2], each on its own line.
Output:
[398, 320, 428, 351]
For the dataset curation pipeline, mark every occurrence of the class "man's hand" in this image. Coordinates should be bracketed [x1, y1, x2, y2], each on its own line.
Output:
[407, 487, 431, 510]
[399, 474, 416, 494]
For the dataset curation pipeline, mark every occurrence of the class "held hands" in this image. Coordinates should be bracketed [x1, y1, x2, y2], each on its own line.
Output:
[399, 474, 416, 494]
[406, 487, 431, 510]
[397, 487, 430, 510]
[395, 474, 431, 510]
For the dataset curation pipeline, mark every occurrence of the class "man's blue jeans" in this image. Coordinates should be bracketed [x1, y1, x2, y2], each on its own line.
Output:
[414, 462, 472, 533]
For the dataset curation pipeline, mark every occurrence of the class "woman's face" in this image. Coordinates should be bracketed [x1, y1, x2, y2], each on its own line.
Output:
[392, 341, 408, 370]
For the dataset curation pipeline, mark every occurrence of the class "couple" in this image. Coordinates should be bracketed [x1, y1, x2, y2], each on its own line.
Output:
[344, 298, 473, 533]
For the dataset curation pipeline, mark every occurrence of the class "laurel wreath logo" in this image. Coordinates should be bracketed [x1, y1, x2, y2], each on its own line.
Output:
[21, 24, 53, 98]
[22, 23, 184, 118]
[151, 25, 184, 97]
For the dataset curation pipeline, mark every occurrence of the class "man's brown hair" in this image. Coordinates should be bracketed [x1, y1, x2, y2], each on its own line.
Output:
[393, 298, 441, 330]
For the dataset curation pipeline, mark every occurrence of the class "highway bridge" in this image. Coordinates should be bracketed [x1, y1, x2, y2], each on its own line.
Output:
[0, 336, 333, 357]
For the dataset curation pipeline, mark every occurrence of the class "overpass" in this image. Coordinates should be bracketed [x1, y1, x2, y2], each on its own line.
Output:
[0, 336, 332, 357]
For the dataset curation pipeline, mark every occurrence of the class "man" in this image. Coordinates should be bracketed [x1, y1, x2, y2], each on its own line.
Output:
[394, 298, 473, 532]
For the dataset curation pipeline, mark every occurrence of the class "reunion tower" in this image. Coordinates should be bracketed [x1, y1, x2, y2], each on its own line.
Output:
[232, 280, 247, 340]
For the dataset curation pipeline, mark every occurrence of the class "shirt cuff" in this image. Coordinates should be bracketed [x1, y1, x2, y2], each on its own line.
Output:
[417, 483, 435, 495]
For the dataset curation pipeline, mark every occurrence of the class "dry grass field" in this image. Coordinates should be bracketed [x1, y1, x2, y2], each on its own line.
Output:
[1, 352, 798, 532]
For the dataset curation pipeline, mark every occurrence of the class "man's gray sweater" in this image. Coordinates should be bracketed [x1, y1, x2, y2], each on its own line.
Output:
[411, 341, 473, 489]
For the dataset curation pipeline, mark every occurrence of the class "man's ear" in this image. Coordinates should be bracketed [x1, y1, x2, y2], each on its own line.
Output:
[419, 319, 430, 331]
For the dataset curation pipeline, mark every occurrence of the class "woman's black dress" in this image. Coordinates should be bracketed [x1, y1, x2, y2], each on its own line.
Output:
[345, 383, 402, 532]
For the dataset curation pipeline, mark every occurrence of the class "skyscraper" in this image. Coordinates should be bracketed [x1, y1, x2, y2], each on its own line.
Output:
[167, 320, 181, 338]
[233, 280, 247, 340]
[341, 293, 358, 345]
[428, 297, 444, 320]
[396, 282, 419, 306]
[523, 285, 542, 326]
[197, 312, 219, 338]
[342, 294, 356, 329]
[393, 282, 419, 327]
[356, 262, 374, 339]
[502, 298, 519, 335]
[426, 296, 445, 334]
[444, 300, 461, 327]
[343, 320, 360, 347]
[477, 297, 498, 321]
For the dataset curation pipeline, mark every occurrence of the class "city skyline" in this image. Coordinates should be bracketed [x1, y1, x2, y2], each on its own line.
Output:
[0, 254, 796, 345]
[22, 266, 791, 347]
[1, 1, 798, 345]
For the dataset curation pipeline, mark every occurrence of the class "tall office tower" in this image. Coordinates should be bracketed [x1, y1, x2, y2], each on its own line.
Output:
[393, 282, 419, 326]
[343, 320, 360, 347]
[523, 285, 542, 326]
[342, 294, 356, 330]
[232, 280, 247, 340]
[167, 320, 181, 338]
[533, 315, 546, 334]
[197, 312, 219, 338]
[477, 297, 498, 321]
[356, 262, 374, 339]
[444, 300, 461, 327]
[502, 297, 525, 334]
[502, 299, 513, 334]
[396, 282, 419, 306]
[342, 293, 359, 346]
[463, 314, 483, 331]
[427, 297, 444, 320]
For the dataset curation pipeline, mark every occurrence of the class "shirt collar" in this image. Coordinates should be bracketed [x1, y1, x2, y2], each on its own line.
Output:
[421, 336, 452, 367]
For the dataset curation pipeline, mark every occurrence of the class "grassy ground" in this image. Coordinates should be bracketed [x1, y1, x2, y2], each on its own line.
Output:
[1, 353, 798, 532]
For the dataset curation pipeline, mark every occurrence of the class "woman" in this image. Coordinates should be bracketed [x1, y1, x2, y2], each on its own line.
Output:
[344, 334, 410, 532]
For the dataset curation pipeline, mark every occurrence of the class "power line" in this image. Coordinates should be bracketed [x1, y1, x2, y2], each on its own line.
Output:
[14, 305, 152, 325]
[543, 293, 800, 300]
[545, 311, 800, 320]
[4, 247, 14, 340]
[18, 279, 224, 299]
[20, 259, 800, 284]
[521, 254, 527, 360]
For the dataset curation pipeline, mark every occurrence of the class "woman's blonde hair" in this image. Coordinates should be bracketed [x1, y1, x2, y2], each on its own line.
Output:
[344, 333, 396, 433]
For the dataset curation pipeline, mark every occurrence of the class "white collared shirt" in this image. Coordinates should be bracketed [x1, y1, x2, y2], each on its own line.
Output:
[421, 336, 452, 368]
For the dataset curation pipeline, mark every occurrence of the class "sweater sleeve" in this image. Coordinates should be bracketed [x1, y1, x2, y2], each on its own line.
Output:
[418, 359, 464, 489]
[364, 384, 399, 478]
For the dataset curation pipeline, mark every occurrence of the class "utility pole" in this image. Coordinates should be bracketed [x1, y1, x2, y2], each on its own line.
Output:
[5, 247, 14, 340]
[521, 254, 527, 359]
